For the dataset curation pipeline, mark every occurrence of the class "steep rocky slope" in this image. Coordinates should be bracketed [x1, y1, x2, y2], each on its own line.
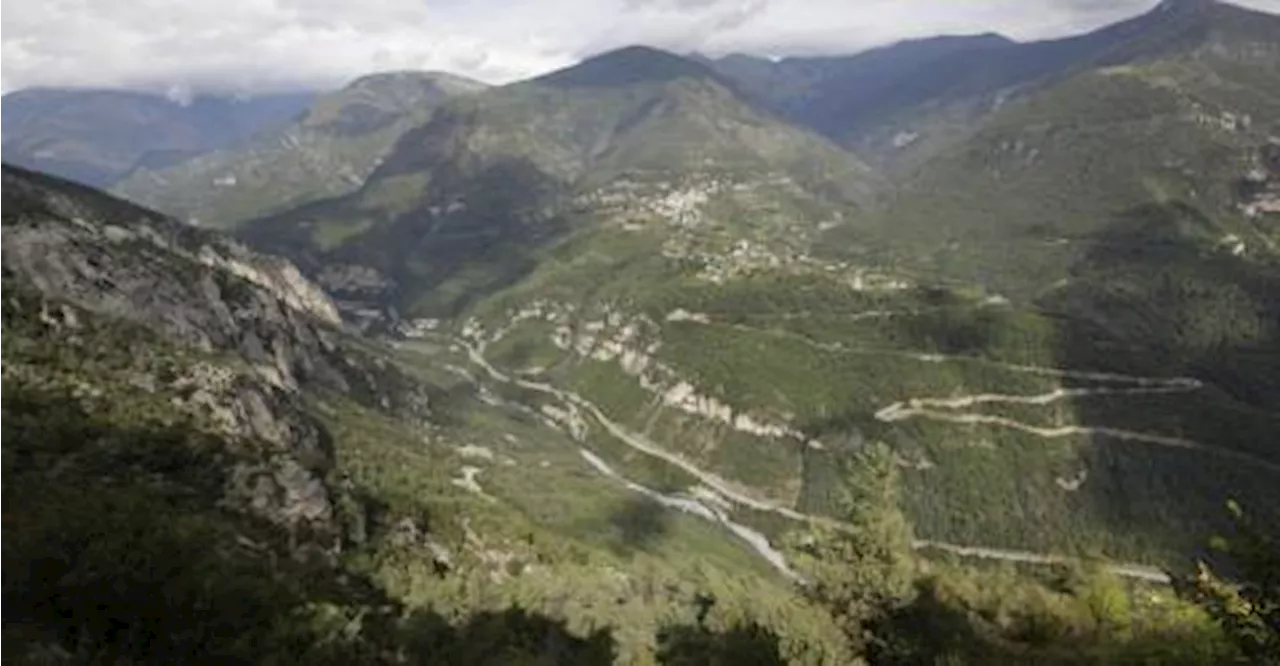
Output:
[113, 71, 488, 228]
[1, 163, 428, 535]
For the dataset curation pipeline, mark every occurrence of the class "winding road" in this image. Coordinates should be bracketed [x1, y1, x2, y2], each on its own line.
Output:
[455, 336, 1175, 585]
[578, 448, 801, 580]
[712, 319, 1279, 472]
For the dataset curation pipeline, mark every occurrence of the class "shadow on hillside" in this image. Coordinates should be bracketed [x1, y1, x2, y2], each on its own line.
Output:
[2, 384, 353, 664]
[372, 157, 573, 318]
[1039, 201, 1280, 561]
[0, 382, 620, 665]
[400, 607, 617, 665]
[655, 622, 787, 666]
[240, 139, 575, 320]
[423, 379, 484, 429]
[873, 579, 1011, 665]
[2, 380, 786, 665]
[874, 576, 1236, 666]
[606, 495, 673, 555]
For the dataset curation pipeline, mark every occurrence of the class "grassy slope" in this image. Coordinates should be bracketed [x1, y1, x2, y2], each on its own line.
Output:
[113, 73, 487, 228]
[468, 236, 1279, 565]
[429, 36, 1280, 560]
[784, 11, 1280, 558]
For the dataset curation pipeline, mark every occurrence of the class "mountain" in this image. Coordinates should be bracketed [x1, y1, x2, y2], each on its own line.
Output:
[2, 164, 1256, 666]
[838, 0, 1280, 294]
[796, 0, 1280, 557]
[0, 88, 316, 187]
[702, 34, 1016, 172]
[0, 163, 854, 663]
[241, 45, 881, 317]
[704, 0, 1261, 172]
[7, 7, 1278, 657]
[1, 162, 414, 660]
[113, 71, 488, 228]
[229, 30, 1280, 580]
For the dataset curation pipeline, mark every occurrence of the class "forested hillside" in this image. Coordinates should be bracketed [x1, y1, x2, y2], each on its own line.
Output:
[4, 0, 1278, 663]
[3, 163, 1268, 665]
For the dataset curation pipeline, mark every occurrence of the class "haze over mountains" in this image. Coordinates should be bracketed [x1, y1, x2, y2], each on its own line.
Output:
[0, 89, 316, 187]
[3, 0, 1279, 663]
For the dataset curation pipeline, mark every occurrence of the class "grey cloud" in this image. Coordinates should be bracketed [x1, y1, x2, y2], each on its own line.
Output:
[578, 0, 770, 57]
[2, 0, 1277, 94]
[623, 0, 732, 10]
[1056, 0, 1151, 11]
[709, 0, 770, 32]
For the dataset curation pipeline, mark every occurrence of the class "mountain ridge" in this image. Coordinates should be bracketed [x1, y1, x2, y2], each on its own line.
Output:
[0, 88, 317, 187]
[228, 24, 1280, 582]
[704, 0, 1279, 171]
[4, 0, 1280, 659]
[240, 45, 882, 317]
[111, 70, 488, 227]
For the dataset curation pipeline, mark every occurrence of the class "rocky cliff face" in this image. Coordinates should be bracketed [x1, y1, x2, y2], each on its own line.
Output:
[3, 165, 350, 393]
[1, 164, 427, 556]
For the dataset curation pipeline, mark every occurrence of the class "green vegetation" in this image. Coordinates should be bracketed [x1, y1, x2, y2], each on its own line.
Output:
[113, 72, 487, 228]
[3, 281, 1268, 664]
[2, 88, 313, 188]
[829, 4, 1280, 295]
[239, 46, 879, 315]
[1179, 502, 1280, 664]
[787, 444, 1245, 666]
[429, 186, 1279, 563]
[7, 5, 1280, 663]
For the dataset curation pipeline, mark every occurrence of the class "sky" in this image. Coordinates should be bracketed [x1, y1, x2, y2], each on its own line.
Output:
[2, 0, 1278, 94]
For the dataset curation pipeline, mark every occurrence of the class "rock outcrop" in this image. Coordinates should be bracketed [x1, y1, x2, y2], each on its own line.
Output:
[1, 164, 427, 558]
[3, 165, 351, 393]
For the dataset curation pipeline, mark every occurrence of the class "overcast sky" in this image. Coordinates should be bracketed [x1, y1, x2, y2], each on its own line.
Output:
[2, 0, 1278, 94]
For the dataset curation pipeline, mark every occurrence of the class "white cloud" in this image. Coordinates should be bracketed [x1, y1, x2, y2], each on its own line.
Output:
[2, 0, 1277, 93]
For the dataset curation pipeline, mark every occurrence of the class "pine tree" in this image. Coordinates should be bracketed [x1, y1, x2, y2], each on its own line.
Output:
[1180, 501, 1280, 665]
[787, 442, 916, 656]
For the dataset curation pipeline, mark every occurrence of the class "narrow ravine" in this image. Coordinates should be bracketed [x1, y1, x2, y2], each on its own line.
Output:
[455, 337, 1173, 584]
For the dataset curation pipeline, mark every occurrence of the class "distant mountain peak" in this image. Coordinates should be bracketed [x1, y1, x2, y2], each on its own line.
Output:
[884, 32, 1014, 50]
[1155, 0, 1215, 12]
[345, 70, 487, 94]
[536, 45, 722, 88]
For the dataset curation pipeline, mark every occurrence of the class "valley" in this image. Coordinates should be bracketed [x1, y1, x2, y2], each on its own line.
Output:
[432, 325, 1176, 584]
[3, 0, 1278, 663]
